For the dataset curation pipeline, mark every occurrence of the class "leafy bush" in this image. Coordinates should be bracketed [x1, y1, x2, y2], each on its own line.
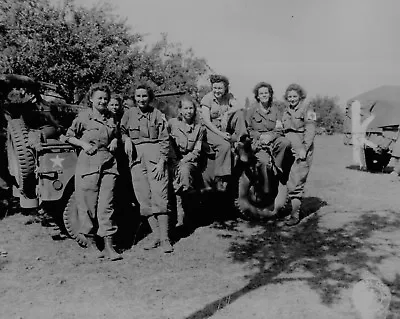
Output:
[0, 0, 208, 104]
[310, 95, 345, 134]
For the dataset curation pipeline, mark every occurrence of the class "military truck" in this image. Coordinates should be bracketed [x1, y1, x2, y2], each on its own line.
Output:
[344, 85, 400, 172]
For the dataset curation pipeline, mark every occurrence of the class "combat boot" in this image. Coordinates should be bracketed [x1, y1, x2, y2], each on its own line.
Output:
[143, 215, 160, 250]
[160, 240, 174, 254]
[175, 195, 185, 227]
[103, 236, 123, 261]
[284, 198, 301, 227]
[84, 234, 105, 258]
[158, 214, 174, 254]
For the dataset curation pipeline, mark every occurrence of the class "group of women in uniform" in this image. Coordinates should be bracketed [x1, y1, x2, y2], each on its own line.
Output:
[63, 75, 316, 262]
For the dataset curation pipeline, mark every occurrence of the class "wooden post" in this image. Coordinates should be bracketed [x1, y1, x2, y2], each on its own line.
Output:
[351, 100, 376, 169]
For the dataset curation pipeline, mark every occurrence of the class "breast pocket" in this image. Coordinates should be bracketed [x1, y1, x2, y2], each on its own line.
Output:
[186, 136, 196, 152]
[129, 127, 140, 139]
[149, 123, 158, 139]
[83, 127, 100, 143]
[293, 114, 305, 128]
[253, 116, 275, 130]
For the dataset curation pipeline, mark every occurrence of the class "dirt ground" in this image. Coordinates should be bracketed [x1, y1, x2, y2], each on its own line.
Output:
[1, 134, 400, 319]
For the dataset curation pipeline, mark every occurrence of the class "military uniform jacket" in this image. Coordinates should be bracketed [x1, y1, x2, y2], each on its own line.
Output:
[66, 109, 118, 175]
[168, 118, 204, 161]
[120, 106, 169, 159]
[246, 102, 284, 141]
[282, 100, 316, 151]
[201, 91, 237, 130]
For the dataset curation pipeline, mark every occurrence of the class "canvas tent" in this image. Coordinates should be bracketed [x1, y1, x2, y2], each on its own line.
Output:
[345, 85, 400, 133]
[344, 85, 400, 171]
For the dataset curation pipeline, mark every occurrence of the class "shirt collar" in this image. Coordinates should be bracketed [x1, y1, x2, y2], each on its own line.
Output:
[136, 105, 154, 119]
[88, 108, 109, 122]
[257, 102, 273, 114]
[177, 120, 196, 133]
[212, 92, 232, 105]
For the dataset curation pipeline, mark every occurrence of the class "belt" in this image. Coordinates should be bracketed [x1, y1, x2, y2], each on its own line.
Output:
[284, 128, 305, 133]
[133, 138, 162, 145]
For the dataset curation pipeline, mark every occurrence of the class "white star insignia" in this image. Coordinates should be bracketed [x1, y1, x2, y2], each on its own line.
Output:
[50, 155, 65, 168]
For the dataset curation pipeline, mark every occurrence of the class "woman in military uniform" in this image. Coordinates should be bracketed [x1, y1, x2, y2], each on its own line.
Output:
[245, 82, 293, 215]
[282, 84, 316, 226]
[121, 84, 173, 254]
[200, 74, 247, 191]
[108, 93, 124, 125]
[168, 96, 205, 227]
[65, 83, 122, 261]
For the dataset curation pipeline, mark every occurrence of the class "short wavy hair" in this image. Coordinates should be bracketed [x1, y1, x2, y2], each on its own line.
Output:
[110, 93, 123, 106]
[283, 83, 307, 101]
[209, 74, 230, 88]
[88, 83, 111, 101]
[133, 83, 155, 104]
[177, 95, 200, 125]
[253, 82, 274, 103]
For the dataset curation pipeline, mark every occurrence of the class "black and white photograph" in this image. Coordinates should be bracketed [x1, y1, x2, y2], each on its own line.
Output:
[0, 0, 399, 318]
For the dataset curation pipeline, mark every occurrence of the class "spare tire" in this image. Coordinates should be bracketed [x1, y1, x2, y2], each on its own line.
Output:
[6, 119, 36, 198]
[63, 192, 89, 248]
[235, 165, 279, 220]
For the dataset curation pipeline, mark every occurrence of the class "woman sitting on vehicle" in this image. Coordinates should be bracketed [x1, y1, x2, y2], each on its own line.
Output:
[121, 84, 173, 254]
[65, 83, 122, 261]
[282, 83, 316, 226]
[168, 95, 205, 227]
[245, 82, 293, 216]
[108, 93, 124, 126]
[200, 74, 247, 191]
[107, 93, 126, 167]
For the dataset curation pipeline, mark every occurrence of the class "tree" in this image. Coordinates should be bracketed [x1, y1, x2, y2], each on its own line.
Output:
[309, 95, 344, 134]
[0, 0, 208, 105]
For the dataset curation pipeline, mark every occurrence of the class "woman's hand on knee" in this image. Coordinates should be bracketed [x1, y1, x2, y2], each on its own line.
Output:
[124, 139, 133, 157]
[154, 159, 166, 180]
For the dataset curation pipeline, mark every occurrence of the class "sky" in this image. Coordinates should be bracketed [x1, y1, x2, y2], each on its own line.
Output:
[68, 0, 400, 105]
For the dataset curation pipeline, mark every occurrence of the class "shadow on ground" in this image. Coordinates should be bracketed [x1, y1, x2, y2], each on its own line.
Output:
[346, 164, 394, 174]
[185, 198, 400, 318]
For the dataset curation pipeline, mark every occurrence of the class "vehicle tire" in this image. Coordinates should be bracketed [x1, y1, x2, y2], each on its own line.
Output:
[234, 166, 279, 220]
[63, 192, 89, 248]
[6, 119, 36, 198]
[364, 146, 391, 172]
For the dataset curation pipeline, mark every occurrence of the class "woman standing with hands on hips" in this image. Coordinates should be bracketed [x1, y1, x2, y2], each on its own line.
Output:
[121, 84, 173, 254]
[64, 83, 122, 261]
[282, 84, 316, 226]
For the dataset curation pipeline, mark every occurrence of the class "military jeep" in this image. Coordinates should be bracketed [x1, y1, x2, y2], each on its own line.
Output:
[2, 74, 187, 247]
[0, 74, 89, 244]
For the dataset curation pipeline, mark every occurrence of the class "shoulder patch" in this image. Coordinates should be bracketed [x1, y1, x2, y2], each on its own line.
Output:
[307, 111, 317, 121]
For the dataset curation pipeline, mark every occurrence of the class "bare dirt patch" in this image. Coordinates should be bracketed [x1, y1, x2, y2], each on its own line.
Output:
[1, 135, 400, 319]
